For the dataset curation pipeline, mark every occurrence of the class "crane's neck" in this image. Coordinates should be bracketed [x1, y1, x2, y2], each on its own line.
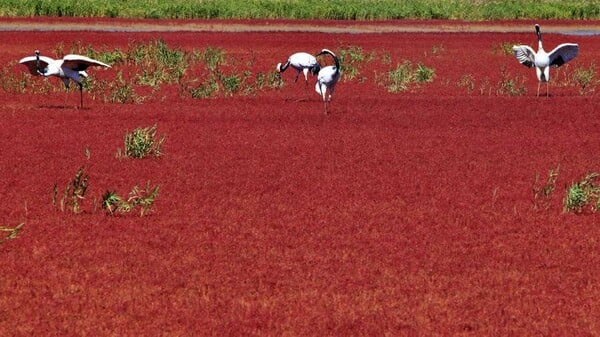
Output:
[35, 51, 40, 72]
[322, 50, 339, 73]
[332, 54, 339, 73]
[34, 50, 47, 75]
[536, 25, 543, 51]
[278, 60, 290, 72]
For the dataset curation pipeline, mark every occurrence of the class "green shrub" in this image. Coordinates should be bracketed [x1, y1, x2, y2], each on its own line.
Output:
[338, 45, 372, 81]
[221, 74, 241, 95]
[386, 61, 415, 92]
[190, 76, 220, 99]
[384, 61, 435, 93]
[571, 63, 597, 95]
[415, 63, 435, 83]
[564, 172, 600, 213]
[118, 125, 165, 159]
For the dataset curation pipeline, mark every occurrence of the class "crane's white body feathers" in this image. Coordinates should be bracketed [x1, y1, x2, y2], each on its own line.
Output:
[315, 65, 341, 102]
[512, 25, 578, 96]
[276, 52, 319, 83]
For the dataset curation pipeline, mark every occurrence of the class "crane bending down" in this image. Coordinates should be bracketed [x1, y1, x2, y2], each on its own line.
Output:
[512, 24, 578, 97]
[19, 50, 111, 108]
[276, 52, 320, 85]
[314, 49, 341, 114]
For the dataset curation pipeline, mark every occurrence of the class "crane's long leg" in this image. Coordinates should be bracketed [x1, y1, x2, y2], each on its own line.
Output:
[537, 82, 541, 97]
[546, 82, 549, 98]
[78, 83, 83, 108]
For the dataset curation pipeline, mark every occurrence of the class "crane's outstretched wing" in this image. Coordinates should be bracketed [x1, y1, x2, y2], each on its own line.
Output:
[62, 54, 111, 71]
[18, 55, 55, 75]
[549, 43, 578, 67]
[512, 45, 537, 68]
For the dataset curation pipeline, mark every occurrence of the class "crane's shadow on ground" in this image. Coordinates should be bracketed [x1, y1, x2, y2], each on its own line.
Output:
[284, 97, 311, 103]
[38, 105, 91, 110]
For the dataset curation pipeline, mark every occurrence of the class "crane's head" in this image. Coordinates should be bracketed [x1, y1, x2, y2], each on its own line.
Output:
[535, 24, 541, 39]
[276, 62, 282, 73]
[310, 63, 321, 76]
[35, 50, 40, 56]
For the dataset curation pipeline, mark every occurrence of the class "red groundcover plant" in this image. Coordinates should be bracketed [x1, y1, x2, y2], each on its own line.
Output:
[1, 18, 600, 337]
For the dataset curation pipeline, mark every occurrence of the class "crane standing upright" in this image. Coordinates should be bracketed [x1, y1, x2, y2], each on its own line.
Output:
[512, 24, 579, 97]
[314, 49, 341, 114]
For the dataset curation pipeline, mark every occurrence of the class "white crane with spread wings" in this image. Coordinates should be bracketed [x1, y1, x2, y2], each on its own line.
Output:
[19, 50, 111, 108]
[512, 24, 579, 97]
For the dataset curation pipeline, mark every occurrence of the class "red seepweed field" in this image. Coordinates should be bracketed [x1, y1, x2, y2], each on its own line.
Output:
[2, 18, 600, 336]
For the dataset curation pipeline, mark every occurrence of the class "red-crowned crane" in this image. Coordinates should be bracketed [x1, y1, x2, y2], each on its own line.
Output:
[512, 24, 579, 97]
[19, 50, 111, 108]
[276, 52, 320, 85]
[314, 49, 341, 114]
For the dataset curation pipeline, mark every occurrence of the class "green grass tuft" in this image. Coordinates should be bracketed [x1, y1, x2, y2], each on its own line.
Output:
[1, 0, 599, 20]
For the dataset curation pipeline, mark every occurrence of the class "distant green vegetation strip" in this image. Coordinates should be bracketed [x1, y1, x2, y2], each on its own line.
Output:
[2, 0, 600, 20]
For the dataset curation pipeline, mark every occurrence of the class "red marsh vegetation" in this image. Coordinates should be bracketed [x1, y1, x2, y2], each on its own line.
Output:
[1, 19, 600, 336]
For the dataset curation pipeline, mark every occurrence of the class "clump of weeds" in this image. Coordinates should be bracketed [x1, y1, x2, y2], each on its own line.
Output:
[382, 60, 435, 93]
[497, 67, 527, 96]
[457, 74, 475, 94]
[571, 63, 598, 95]
[102, 182, 160, 216]
[117, 125, 165, 159]
[53, 166, 89, 214]
[337, 44, 375, 82]
[564, 172, 600, 214]
[532, 166, 559, 210]
[0, 223, 24, 245]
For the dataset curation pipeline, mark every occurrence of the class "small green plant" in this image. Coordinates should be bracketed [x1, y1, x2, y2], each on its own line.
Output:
[107, 71, 142, 104]
[497, 67, 527, 96]
[197, 46, 225, 73]
[415, 63, 435, 83]
[564, 172, 600, 213]
[384, 60, 435, 93]
[190, 76, 220, 98]
[428, 44, 445, 56]
[571, 63, 597, 95]
[102, 182, 160, 216]
[56, 166, 89, 213]
[0, 223, 24, 245]
[381, 52, 392, 65]
[102, 191, 131, 215]
[338, 45, 372, 81]
[221, 74, 241, 95]
[118, 125, 165, 159]
[128, 182, 160, 216]
[533, 166, 559, 210]
[255, 71, 284, 90]
[386, 61, 415, 92]
[458, 74, 475, 94]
